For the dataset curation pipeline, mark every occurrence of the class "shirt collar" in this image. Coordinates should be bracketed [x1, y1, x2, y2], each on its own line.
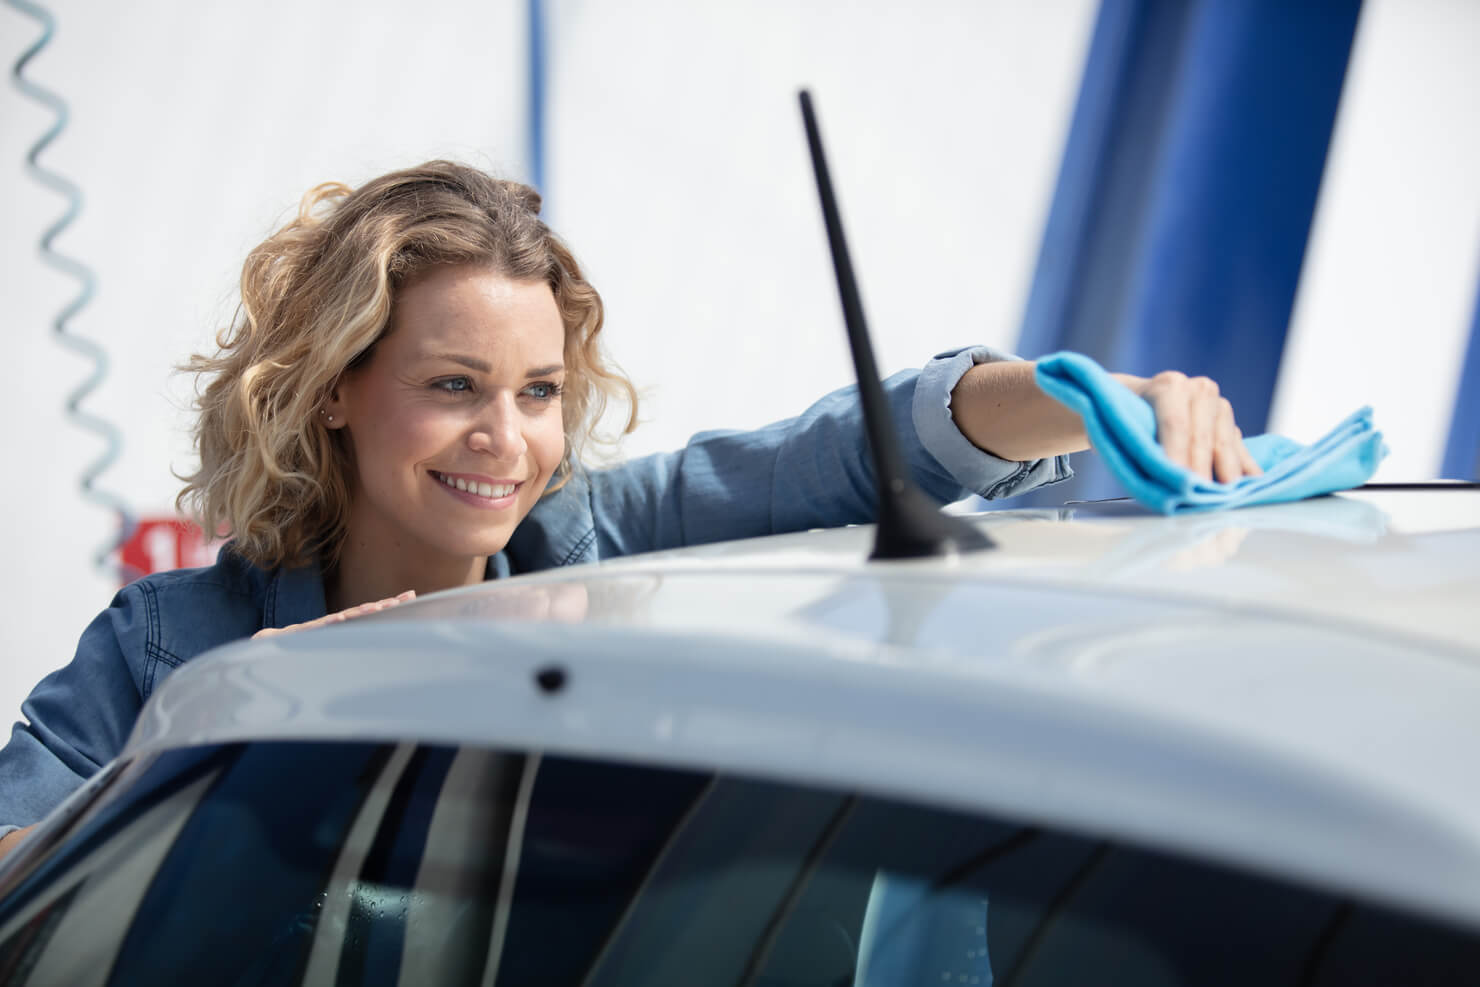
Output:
[505, 471, 599, 573]
[262, 557, 328, 629]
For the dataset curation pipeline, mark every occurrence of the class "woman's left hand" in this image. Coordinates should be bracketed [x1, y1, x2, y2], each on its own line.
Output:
[1116, 371, 1263, 483]
[253, 590, 416, 639]
[0, 824, 36, 861]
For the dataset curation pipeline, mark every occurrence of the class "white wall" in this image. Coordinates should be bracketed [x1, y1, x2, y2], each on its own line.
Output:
[546, 0, 1095, 458]
[0, 0, 527, 716]
[0, 2, 1094, 724]
[1270, 0, 1480, 478]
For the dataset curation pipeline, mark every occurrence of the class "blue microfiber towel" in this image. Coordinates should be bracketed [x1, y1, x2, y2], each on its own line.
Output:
[1034, 351, 1388, 514]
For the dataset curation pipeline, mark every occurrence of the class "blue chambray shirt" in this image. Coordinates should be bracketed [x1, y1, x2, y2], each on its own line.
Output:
[0, 346, 1070, 832]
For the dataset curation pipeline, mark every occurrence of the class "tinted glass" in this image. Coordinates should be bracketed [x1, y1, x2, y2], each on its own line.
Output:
[0, 740, 1475, 986]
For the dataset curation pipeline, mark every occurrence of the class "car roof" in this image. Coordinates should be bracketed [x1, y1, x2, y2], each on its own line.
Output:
[131, 485, 1480, 928]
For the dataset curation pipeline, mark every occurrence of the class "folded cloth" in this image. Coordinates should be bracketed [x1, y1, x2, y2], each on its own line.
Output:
[1034, 351, 1388, 514]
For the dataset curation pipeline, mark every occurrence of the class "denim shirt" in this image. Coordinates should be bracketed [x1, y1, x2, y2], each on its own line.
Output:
[0, 346, 1070, 832]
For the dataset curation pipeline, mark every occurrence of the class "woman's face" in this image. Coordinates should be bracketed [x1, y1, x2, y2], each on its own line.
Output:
[328, 264, 568, 569]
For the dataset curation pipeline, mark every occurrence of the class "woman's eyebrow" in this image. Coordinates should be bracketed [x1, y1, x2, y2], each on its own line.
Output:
[427, 352, 493, 373]
[424, 353, 563, 378]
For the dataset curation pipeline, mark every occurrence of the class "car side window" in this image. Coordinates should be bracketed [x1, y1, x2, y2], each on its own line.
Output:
[0, 741, 1477, 986]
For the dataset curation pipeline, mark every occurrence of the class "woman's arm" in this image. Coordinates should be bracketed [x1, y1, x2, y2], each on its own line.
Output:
[0, 590, 148, 838]
[573, 350, 1068, 560]
[950, 360, 1262, 483]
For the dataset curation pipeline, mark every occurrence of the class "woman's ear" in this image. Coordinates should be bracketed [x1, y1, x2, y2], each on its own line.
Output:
[321, 381, 349, 429]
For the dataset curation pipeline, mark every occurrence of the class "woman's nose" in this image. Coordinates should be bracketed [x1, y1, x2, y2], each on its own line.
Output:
[467, 393, 528, 459]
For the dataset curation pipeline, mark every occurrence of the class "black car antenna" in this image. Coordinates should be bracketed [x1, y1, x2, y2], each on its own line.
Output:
[798, 89, 994, 560]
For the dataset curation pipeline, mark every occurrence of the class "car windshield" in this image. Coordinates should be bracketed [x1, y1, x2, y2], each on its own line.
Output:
[0, 740, 1476, 986]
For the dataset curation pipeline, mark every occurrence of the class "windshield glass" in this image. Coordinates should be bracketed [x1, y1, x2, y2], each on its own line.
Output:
[0, 740, 1475, 986]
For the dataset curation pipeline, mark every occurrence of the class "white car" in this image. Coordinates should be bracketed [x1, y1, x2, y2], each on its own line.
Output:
[0, 482, 1475, 986]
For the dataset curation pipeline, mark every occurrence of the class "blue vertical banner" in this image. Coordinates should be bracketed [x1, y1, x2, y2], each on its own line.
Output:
[527, 0, 548, 197]
[1440, 273, 1480, 480]
[1014, 0, 1362, 503]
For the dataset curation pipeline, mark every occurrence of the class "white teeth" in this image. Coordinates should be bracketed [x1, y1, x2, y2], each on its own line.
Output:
[437, 473, 515, 500]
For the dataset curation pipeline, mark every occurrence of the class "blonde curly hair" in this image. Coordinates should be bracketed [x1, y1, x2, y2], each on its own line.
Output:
[178, 161, 638, 569]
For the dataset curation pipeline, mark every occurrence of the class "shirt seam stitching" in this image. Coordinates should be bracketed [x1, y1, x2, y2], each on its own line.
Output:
[984, 459, 1032, 500]
[558, 528, 596, 567]
[264, 571, 280, 626]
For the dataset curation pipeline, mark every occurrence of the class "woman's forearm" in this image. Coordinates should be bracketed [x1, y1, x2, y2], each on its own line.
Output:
[950, 360, 1147, 461]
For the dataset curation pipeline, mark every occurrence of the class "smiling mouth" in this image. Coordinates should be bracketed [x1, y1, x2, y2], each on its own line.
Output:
[430, 471, 520, 500]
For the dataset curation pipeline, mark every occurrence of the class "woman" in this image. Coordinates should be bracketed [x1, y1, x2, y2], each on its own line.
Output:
[0, 161, 1258, 854]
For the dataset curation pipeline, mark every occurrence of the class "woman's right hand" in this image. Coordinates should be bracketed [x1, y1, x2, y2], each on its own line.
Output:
[0, 824, 36, 861]
[253, 590, 416, 639]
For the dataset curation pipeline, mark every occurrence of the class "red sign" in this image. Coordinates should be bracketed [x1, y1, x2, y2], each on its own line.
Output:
[118, 518, 222, 584]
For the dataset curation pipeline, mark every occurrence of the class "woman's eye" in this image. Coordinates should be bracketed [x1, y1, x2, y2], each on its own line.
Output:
[524, 382, 562, 401]
[435, 377, 473, 394]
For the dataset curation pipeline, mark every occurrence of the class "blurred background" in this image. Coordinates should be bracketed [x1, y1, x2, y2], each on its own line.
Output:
[1, 0, 1477, 717]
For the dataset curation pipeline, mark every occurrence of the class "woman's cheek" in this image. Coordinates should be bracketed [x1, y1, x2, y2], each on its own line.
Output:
[536, 419, 566, 477]
[402, 407, 461, 446]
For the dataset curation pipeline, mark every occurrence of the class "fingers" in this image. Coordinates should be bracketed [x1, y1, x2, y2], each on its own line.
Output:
[252, 590, 417, 639]
[334, 591, 417, 621]
[0, 823, 37, 860]
[1186, 377, 1219, 481]
[1237, 434, 1263, 477]
[1210, 397, 1241, 484]
[1141, 371, 1193, 471]
[1140, 371, 1261, 483]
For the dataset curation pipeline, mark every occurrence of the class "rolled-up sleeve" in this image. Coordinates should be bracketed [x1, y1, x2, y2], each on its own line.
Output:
[913, 345, 1073, 500]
